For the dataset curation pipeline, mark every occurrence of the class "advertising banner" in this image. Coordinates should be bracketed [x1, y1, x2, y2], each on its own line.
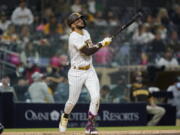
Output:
[13, 103, 147, 128]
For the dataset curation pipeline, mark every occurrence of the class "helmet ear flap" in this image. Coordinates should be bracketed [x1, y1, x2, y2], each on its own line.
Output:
[81, 16, 87, 28]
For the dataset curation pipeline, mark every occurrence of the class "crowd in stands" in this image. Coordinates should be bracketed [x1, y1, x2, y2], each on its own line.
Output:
[0, 0, 180, 106]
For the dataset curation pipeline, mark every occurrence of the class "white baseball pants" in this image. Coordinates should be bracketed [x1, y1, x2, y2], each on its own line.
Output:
[64, 67, 100, 115]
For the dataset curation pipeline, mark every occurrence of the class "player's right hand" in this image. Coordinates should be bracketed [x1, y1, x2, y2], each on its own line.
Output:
[100, 37, 112, 47]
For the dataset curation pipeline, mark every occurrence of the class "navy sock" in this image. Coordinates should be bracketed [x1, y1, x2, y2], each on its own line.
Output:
[64, 113, 69, 118]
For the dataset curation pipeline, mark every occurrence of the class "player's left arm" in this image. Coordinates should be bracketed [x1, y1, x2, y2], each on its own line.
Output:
[80, 37, 112, 56]
[80, 43, 102, 56]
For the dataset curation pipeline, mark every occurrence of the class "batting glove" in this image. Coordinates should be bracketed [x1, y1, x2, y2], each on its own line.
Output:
[100, 37, 112, 47]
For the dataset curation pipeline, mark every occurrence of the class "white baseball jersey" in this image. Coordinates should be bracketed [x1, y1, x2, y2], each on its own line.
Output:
[68, 29, 92, 67]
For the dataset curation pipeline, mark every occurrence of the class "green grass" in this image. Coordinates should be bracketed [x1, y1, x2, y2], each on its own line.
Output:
[4, 126, 180, 132]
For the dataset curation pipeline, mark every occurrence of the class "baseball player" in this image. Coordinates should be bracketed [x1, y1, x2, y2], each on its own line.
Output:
[59, 12, 112, 134]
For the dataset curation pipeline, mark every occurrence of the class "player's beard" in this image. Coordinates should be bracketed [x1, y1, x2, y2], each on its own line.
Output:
[77, 25, 85, 29]
[77, 20, 86, 29]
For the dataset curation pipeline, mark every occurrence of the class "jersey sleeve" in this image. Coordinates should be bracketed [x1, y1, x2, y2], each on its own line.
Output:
[69, 30, 91, 50]
[74, 36, 86, 49]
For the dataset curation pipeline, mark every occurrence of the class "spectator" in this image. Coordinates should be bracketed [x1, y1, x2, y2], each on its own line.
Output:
[14, 77, 29, 102]
[0, 12, 11, 33]
[155, 24, 167, 40]
[8, 62, 26, 86]
[132, 24, 155, 45]
[149, 31, 166, 61]
[167, 76, 180, 118]
[1, 24, 19, 45]
[71, 0, 82, 13]
[114, 42, 130, 65]
[94, 11, 108, 26]
[43, 15, 63, 35]
[100, 85, 113, 103]
[11, 0, 34, 26]
[41, 7, 54, 23]
[144, 14, 155, 28]
[45, 65, 64, 93]
[58, 54, 69, 67]
[126, 20, 139, 35]
[140, 52, 149, 65]
[28, 72, 54, 103]
[156, 48, 179, 68]
[171, 4, 180, 36]
[168, 30, 180, 50]
[0, 75, 17, 101]
[19, 25, 31, 51]
[20, 41, 39, 66]
[107, 11, 119, 27]
[130, 71, 166, 126]
[156, 8, 171, 28]
[87, 0, 96, 14]
[111, 76, 129, 103]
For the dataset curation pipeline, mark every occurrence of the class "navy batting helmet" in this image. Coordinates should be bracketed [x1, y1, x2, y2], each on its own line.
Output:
[67, 12, 86, 27]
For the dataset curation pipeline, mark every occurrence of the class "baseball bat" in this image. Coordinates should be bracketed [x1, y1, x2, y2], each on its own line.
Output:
[111, 11, 143, 39]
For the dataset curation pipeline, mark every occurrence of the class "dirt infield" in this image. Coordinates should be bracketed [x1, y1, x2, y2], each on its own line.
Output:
[3, 130, 180, 135]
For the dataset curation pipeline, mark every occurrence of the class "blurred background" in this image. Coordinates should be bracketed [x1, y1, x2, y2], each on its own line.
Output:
[0, 0, 180, 128]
